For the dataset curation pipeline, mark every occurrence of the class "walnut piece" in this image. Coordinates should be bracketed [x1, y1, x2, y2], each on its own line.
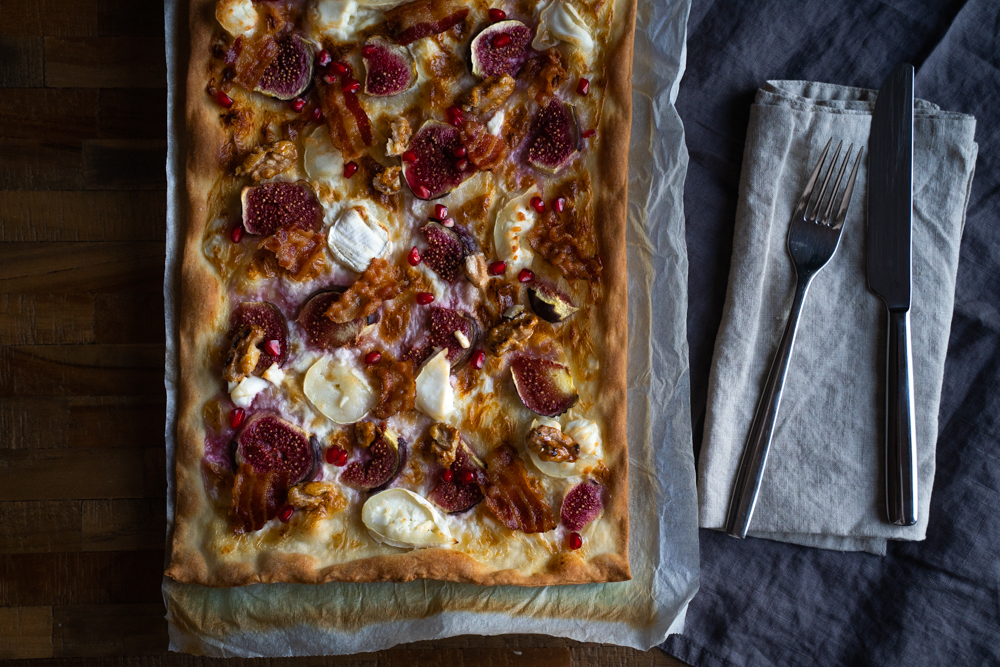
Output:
[462, 73, 515, 116]
[464, 253, 488, 289]
[386, 117, 412, 156]
[287, 482, 347, 517]
[236, 140, 298, 181]
[223, 323, 266, 383]
[373, 166, 401, 195]
[485, 310, 538, 356]
[429, 422, 460, 468]
[526, 424, 580, 462]
[355, 421, 379, 448]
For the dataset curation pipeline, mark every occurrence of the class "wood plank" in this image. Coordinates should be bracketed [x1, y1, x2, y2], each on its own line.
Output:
[45, 37, 167, 88]
[83, 140, 168, 190]
[0, 191, 167, 242]
[0, 550, 164, 605]
[98, 0, 166, 38]
[8, 655, 380, 666]
[0, 293, 95, 345]
[571, 645, 689, 666]
[0, 448, 154, 500]
[0, 89, 99, 142]
[94, 289, 166, 344]
[0, 138, 84, 190]
[0, 345, 163, 397]
[0, 242, 164, 294]
[0, 501, 82, 553]
[0, 36, 44, 87]
[0, 396, 165, 450]
[0, 0, 98, 38]
[81, 498, 167, 551]
[53, 604, 168, 657]
[382, 648, 570, 666]
[0, 606, 52, 660]
[99, 88, 168, 140]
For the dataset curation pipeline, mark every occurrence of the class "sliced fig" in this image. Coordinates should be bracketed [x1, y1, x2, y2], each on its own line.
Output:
[470, 20, 533, 78]
[526, 99, 579, 173]
[428, 306, 481, 368]
[297, 288, 370, 351]
[256, 35, 313, 100]
[527, 284, 578, 323]
[362, 37, 417, 96]
[420, 221, 468, 282]
[229, 301, 288, 373]
[385, 0, 470, 45]
[428, 445, 485, 514]
[340, 428, 406, 491]
[511, 355, 578, 417]
[561, 480, 604, 531]
[401, 121, 467, 200]
[241, 181, 321, 236]
[236, 413, 315, 484]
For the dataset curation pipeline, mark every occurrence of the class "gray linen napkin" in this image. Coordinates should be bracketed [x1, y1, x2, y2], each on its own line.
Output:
[697, 80, 977, 555]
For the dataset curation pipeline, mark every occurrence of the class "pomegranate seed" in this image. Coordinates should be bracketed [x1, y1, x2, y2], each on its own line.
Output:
[316, 50, 332, 68]
[492, 33, 511, 48]
[407, 246, 421, 266]
[361, 44, 378, 57]
[342, 79, 361, 94]
[290, 96, 306, 112]
[433, 204, 448, 220]
[325, 447, 340, 464]
[331, 61, 349, 76]
[452, 146, 467, 158]
[447, 105, 463, 119]
[215, 90, 234, 108]
[577, 77, 590, 95]
[229, 407, 246, 429]
[568, 532, 583, 550]
[323, 73, 337, 85]
[416, 292, 435, 305]
[415, 185, 431, 199]
[553, 197, 566, 212]
[441, 217, 455, 228]
[488, 260, 506, 275]
[454, 158, 469, 171]
[344, 161, 358, 178]
[402, 150, 417, 163]
[443, 469, 454, 482]
[230, 225, 244, 243]
[518, 268, 534, 283]
[582, 128, 597, 138]
[488, 8, 507, 21]
[278, 505, 294, 523]
[530, 196, 545, 212]
[311, 106, 324, 123]
[461, 470, 474, 484]
[471, 350, 486, 369]
[449, 115, 463, 127]
[364, 351, 382, 365]
[265, 339, 281, 357]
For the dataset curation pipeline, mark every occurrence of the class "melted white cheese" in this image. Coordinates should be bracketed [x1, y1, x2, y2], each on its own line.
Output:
[362, 488, 455, 548]
[414, 349, 453, 421]
[532, 1, 595, 58]
[230, 376, 268, 408]
[303, 126, 347, 187]
[493, 189, 538, 273]
[303, 356, 377, 424]
[262, 362, 285, 386]
[327, 202, 389, 272]
[216, 0, 257, 36]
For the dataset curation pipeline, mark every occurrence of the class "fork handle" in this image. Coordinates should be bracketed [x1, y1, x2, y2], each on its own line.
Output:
[885, 308, 918, 526]
[725, 276, 812, 539]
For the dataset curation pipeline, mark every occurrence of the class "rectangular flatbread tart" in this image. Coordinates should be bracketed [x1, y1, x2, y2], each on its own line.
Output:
[166, 0, 635, 587]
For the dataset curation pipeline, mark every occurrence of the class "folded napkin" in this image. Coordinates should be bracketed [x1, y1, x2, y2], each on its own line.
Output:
[698, 81, 977, 554]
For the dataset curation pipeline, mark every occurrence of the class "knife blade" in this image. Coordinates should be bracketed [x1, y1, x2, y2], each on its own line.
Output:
[867, 62, 918, 526]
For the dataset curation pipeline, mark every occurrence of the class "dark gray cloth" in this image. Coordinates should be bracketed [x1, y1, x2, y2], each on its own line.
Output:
[662, 0, 1000, 665]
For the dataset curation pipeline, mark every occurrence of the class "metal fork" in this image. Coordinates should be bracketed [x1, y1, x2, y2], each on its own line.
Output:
[724, 138, 863, 539]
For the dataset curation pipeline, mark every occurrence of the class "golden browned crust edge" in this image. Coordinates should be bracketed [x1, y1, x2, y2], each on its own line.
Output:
[166, 0, 636, 588]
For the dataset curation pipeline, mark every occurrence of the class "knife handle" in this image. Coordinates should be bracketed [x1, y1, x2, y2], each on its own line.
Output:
[885, 308, 918, 526]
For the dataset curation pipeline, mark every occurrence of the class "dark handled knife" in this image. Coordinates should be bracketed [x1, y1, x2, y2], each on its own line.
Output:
[867, 63, 918, 526]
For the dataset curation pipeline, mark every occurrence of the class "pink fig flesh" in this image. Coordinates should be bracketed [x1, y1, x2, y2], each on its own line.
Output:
[362, 37, 417, 96]
[340, 430, 406, 491]
[297, 288, 369, 351]
[526, 99, 580, 173]
[428, 445, 485, 513]
[236, 414, 315, 485]
[470, 20, 533, 78]
[401, 121, 468, 200]
[428, 306, 481, 368]
[256, 36, 314, 100]
[229, 301, 288, 373]
[561, 480, 603, 531]
[510, 355, 578, 417]
[241, 181, 321, 236]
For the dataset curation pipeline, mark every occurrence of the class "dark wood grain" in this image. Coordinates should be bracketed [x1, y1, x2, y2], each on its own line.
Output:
[0, 396, 164, 450]
[0, 191, 168, 242]
[0, 550, 164, 606]
[45, 37, 167, 88]
[0, 36, 44, 86]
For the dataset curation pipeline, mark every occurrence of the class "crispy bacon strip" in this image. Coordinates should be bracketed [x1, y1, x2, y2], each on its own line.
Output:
[224, 2, 295, 89]
[384, 0, 470, 45]
[258, 228, 326, 280]
[483, 445, 556, 534]
[231, 466, 288, 535]
[460, 119, 508, 171]
[319, 67, 372, 160]
[324, 258, 408, 324]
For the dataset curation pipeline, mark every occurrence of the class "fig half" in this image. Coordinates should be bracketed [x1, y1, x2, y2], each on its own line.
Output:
[241, 180, 321, 236]
[297, 288, 373, 351]
[340, 428, 406, 491]
[256, 35, 314, 100]
[236, 413, 316, 485]
[526, 99, 579, 173]
[428, 444, 485, 514]
[511, 355, 578, 417]
[470, 20, 533, 78]
[362, 37, 417, 96]
[527, 284, 578, 323]
[428, 306, 481, 369]
[401, 121, 468, 200]
[561, 480, 603, 531]
[229, 301, 288, 374]
[420, 221, 468, 283]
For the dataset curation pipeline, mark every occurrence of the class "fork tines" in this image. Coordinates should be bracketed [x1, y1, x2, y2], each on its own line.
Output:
[797, 138, 863, 229]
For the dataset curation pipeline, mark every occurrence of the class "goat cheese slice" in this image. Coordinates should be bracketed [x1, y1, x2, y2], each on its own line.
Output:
[362, 488, 456, 549]
[415, 349, 453, 421]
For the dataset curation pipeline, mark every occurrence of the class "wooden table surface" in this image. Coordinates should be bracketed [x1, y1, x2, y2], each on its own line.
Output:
[0, 1, 689, 664]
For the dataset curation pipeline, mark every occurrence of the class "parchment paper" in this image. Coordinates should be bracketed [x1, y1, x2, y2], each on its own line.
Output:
[162, 0, 698, 655]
